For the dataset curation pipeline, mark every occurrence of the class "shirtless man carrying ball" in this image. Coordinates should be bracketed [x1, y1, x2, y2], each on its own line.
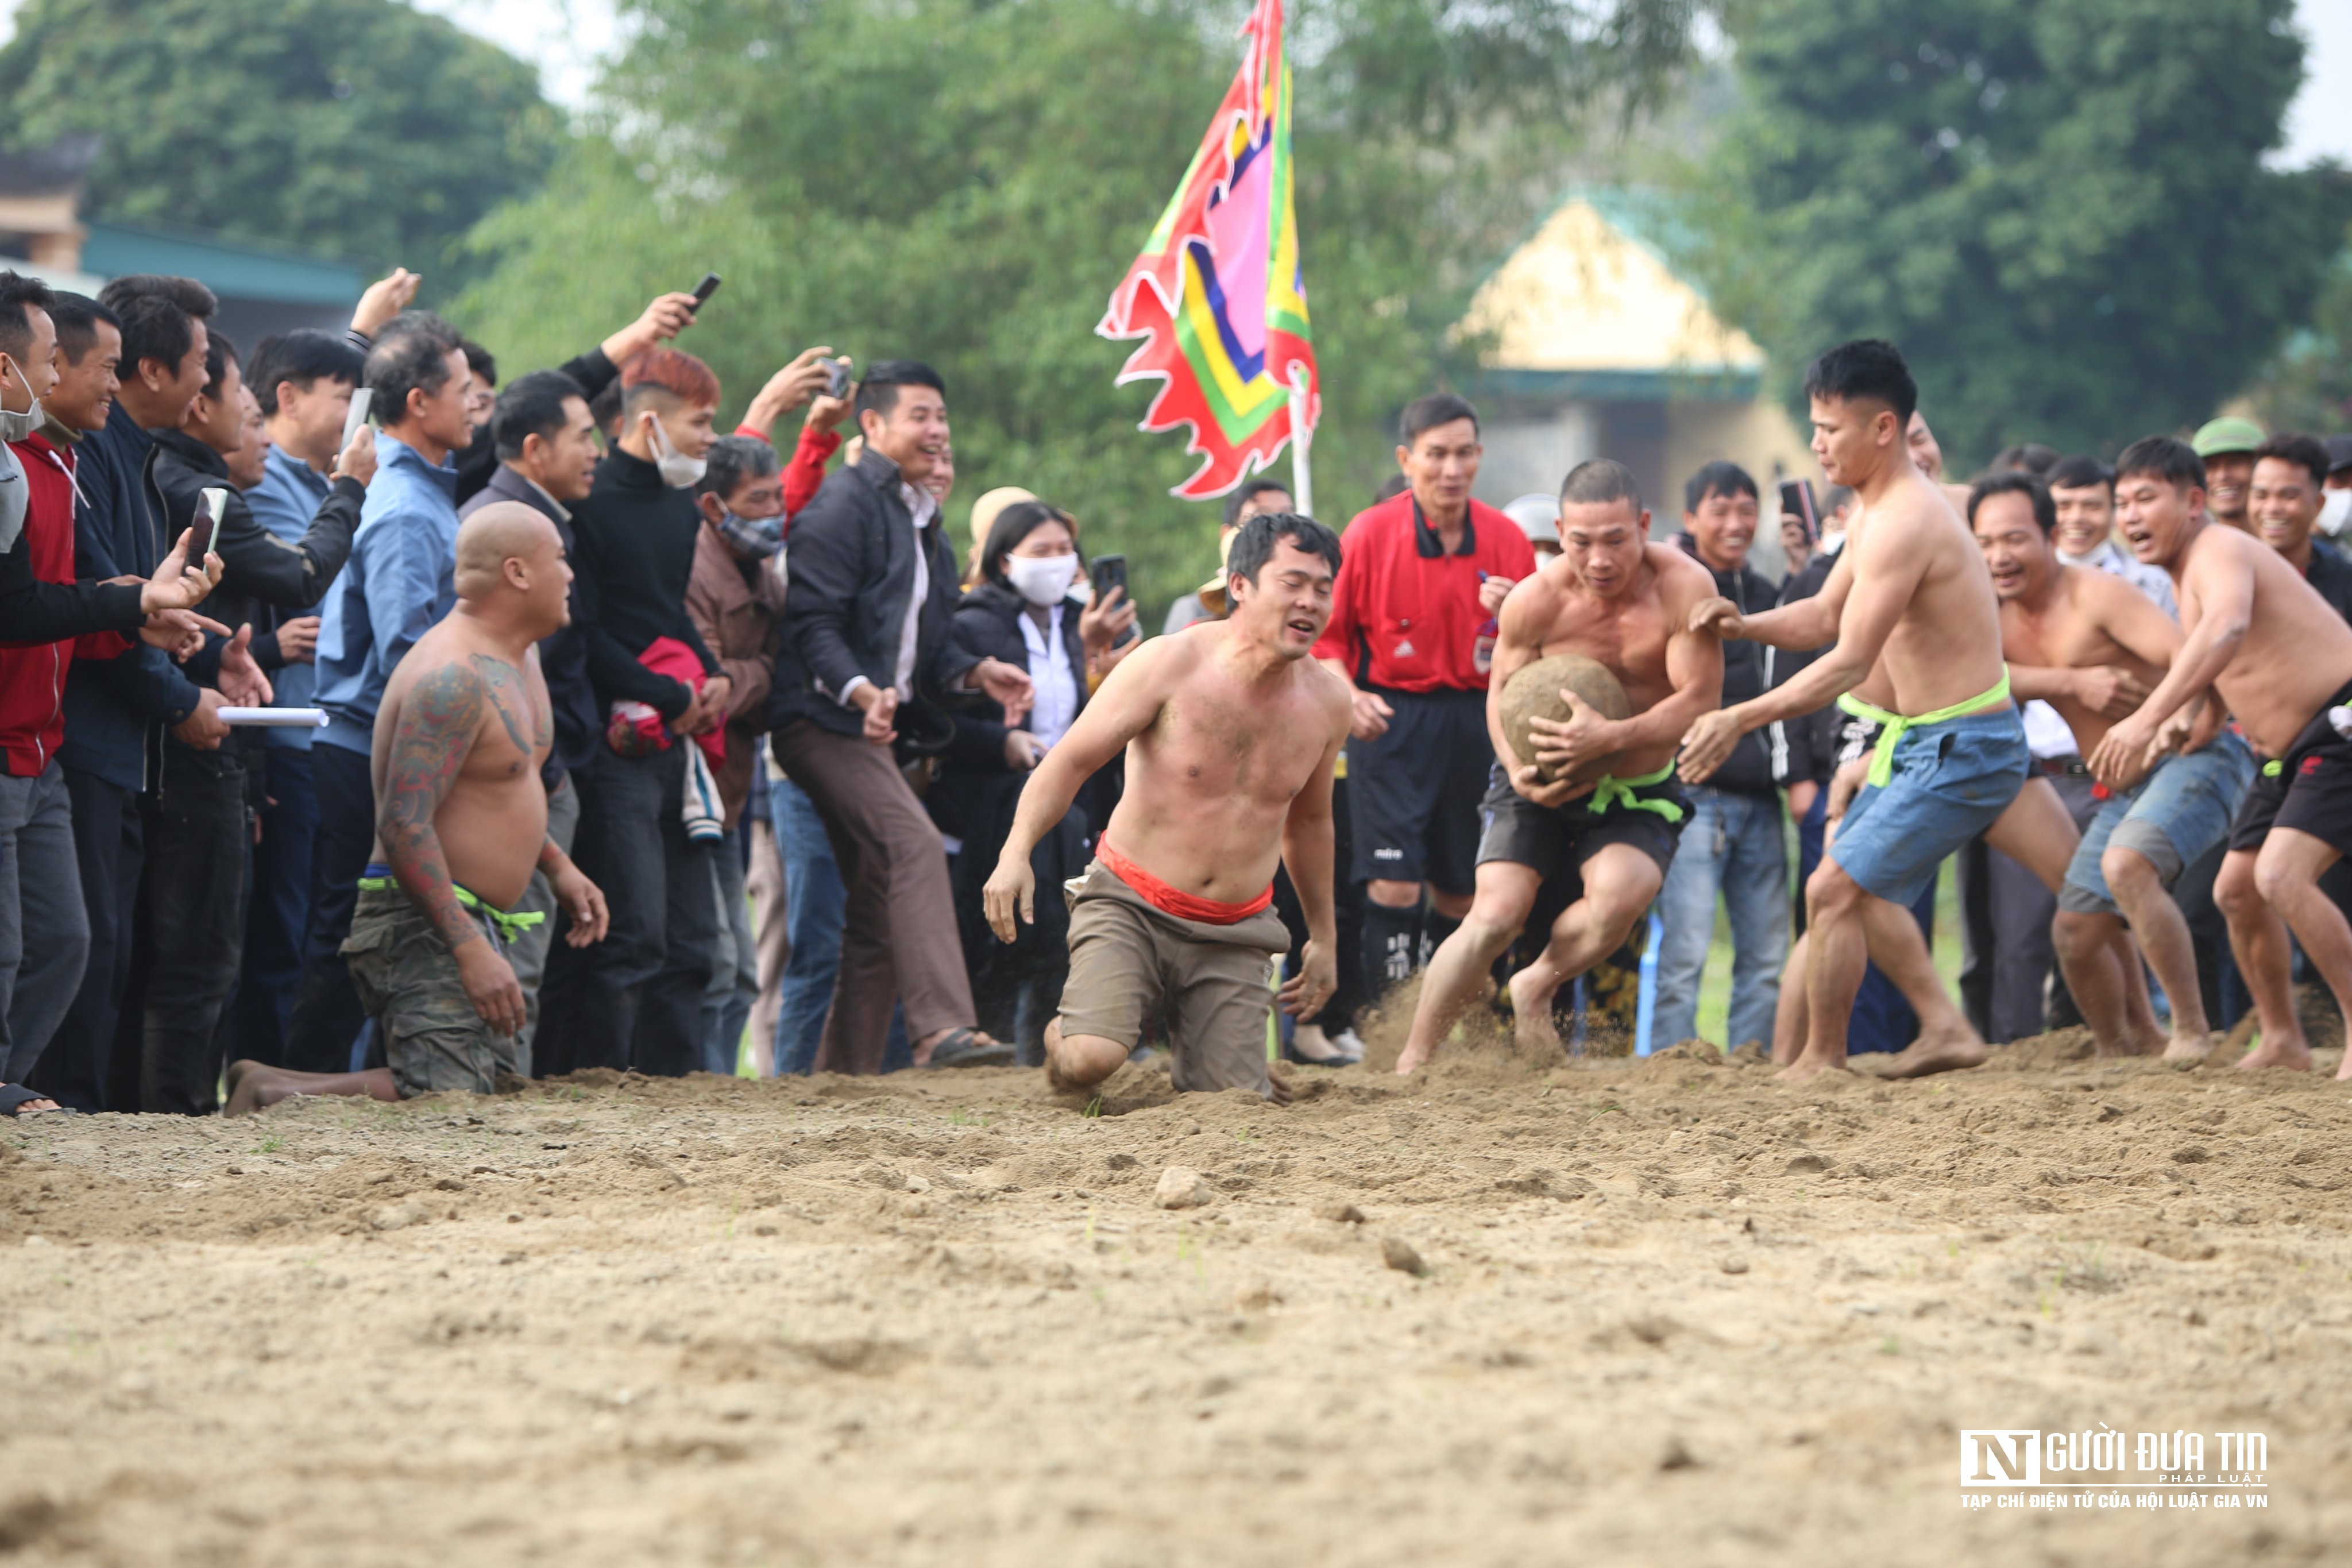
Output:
[1396, 459, 1723, 1074]
[984, 513, 1353, 1102]
[227, 505, 609, 1113]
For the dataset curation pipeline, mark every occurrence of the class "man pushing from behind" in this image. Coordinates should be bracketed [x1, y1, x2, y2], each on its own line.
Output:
[2091, 437, 2352, 1077]
[227, 504, 608, 1113]
[984, 513, 1353, 1102]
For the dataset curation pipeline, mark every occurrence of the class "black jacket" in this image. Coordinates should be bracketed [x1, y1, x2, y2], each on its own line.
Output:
[769, 446, 980, 738]
[1766, 546, 1840, 787]
[2305, 539, 2352, 626]
[150, 428, 362, 673]
[1675, 534, 1781, 795]
[455, 347, 623, 509]
[569, 447, 720, 720]
[933, 577, 1093, 994]
[932, 581, 1090, 837]
[63, 403, 204, 790]
[461, 466, 601, 788]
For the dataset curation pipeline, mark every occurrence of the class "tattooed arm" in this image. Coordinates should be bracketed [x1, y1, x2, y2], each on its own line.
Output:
[379, 659, 527, 1035]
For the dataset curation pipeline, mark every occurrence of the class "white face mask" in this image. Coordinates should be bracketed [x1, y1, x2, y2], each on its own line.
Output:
[2321, 488, 2351, 538]
[1005, 552, 1077, 608]
[645, 410, 706, 489]
[0, 360, 44, 444]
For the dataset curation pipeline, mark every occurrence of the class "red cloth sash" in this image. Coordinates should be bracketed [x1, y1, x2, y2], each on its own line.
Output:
[1096, 837, 1273, 926]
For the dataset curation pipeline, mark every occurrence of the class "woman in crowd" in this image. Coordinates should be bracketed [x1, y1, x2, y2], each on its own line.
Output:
[932, 501, 1137, 1063]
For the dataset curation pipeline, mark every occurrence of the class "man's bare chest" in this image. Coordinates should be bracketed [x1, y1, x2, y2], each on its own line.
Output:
[1150, 691, 1322, 799]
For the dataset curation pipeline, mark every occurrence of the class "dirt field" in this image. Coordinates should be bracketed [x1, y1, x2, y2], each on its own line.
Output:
[5, 1022, 2349, 1567]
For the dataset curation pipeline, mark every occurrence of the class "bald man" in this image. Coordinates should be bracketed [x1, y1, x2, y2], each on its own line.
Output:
[226, 504, 608, 1113]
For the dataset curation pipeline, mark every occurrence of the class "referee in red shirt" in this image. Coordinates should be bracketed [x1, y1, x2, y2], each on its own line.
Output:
[1315, 393, 1533, 1005]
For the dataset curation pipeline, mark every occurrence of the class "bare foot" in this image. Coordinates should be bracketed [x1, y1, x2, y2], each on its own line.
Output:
[2334, 1053, 2352, 1083]
[2161, 1031, 2221, 1067]
[2096, 1025, 2167, 1059]
[1878, 1031, 1988, 1079]
[2233, 1033, 2313, 1072]
[1393, 1040, 1434, 1076]
[1266, 1065, 1293, 1107]
[1507, 967, 1565, 1055]
[1774, 1049, 1851, 1084]
[223, 1063, 282, 1117]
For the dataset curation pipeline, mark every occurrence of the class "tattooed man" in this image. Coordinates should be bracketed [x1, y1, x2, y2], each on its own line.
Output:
[227, 504, 608, 1113]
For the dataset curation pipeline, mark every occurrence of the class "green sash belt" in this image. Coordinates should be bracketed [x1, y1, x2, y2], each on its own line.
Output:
[1836, 672, 2014, 790]
[356, 874, 545, 944]
[1586, 758, 1686, 824]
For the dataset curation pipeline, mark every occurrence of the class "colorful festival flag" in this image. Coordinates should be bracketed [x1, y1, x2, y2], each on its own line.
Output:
[1098, 0, 1317, 500]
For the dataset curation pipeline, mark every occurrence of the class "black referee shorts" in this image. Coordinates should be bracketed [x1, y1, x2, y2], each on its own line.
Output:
[1348, 686, 1491, 894]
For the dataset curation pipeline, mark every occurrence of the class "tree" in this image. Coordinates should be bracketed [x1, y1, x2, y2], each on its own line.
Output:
[2242, 220, 2352, 434]
[0, 0, 562, 283]
[457, 0, 1696, 612]
[1671, 0, 2351, 467]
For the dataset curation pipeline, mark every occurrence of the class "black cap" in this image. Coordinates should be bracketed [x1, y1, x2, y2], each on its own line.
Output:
[2327, 435, 2352, 476]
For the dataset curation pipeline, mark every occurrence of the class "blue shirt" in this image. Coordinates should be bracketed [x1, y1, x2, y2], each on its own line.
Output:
[314, 434, 461, 755]
[245, 443, 335, 750]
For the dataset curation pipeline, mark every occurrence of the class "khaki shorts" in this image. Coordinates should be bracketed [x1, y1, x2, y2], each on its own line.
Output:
[1056, 860, 1292, 1098]
[342, 885, 517, 1099]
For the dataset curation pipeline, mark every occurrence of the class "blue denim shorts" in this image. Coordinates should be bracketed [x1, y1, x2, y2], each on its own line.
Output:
[1831, 706, 2029, 906]
[2057, 730, 2256, 916]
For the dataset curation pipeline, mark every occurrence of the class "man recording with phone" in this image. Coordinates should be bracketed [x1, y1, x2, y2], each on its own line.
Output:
[334, 273, 708, 511]
[769, 360, 1036, 1073]
[125, 331, 375, 1113]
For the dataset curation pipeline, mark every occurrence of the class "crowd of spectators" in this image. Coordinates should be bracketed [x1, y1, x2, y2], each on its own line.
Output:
[5, 252, 2352, 1117]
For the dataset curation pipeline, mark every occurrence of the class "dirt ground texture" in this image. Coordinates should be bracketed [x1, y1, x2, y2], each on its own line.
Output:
[4, 1015, 2350, 1567]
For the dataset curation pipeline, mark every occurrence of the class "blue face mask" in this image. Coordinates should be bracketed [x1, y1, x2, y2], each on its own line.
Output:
[715, 508, 783, 558]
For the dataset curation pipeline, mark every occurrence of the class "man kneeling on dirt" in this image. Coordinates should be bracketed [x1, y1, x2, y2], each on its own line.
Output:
[227, 505, 609, 1114]
[983, 513, 1353, 1102]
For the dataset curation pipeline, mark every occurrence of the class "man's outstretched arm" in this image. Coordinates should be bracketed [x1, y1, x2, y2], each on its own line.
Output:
[379, 661, 525, 1034]
[2088, 548, 2249, 787]
[1693, 547, 1853, 651]
[983, 638, 1177, 940]
[1680, 535, 1924, 781]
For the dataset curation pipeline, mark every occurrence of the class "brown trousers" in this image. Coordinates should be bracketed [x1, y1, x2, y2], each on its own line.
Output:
[770, 719, 974, 1072]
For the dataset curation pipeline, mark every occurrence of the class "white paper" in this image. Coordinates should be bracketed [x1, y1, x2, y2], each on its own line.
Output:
[219, 707, 328, 728]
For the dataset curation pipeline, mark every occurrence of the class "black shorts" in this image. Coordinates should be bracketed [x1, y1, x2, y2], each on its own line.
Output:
[2227, 681, 2352, 856]
[1474, 764, 1688, 887]
[1349, 687, 1492, 893]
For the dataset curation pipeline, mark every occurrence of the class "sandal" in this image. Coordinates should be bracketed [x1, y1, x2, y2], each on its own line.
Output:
[922, 1029, 1015, 1069]
[1, 1083, 74, 1118]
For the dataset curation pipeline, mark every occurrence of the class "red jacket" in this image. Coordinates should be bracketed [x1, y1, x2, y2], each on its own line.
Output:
[2, 433, 131, 776]
[733, 421, 841, 528]
[1311, 491, 1535, 693]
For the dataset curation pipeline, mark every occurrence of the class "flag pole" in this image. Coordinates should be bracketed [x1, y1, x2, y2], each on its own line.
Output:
[1288, 367, 1314, 519]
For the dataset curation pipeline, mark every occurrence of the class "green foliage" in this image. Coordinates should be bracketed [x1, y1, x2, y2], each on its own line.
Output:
[0, 0, 561, 285]
[1673, 0, 2350, 468]
[2243, 225, 2352, 434]
[458, 0, 1694, 613]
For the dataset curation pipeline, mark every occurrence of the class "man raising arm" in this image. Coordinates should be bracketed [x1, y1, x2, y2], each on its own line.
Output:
[985, 513, 1353, 1103]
